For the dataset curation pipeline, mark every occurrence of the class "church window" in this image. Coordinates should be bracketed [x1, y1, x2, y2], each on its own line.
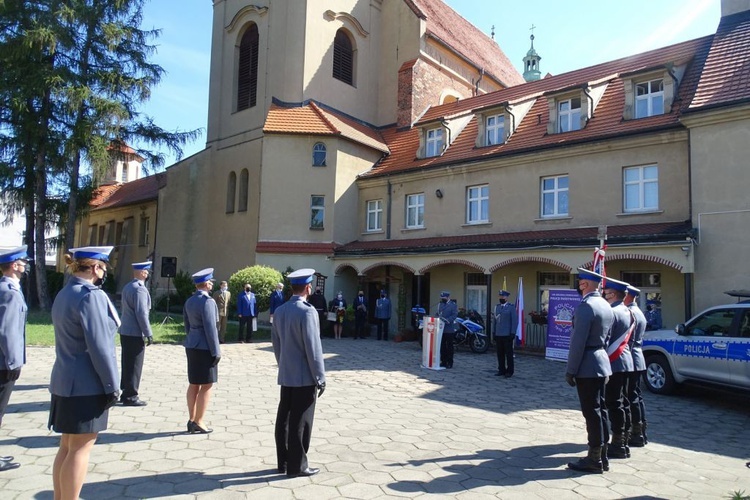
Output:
[226, 171, 237, 213]
[238, 169, 249, 212]
[333, 29, 354, 86]
[237, 24, 259, 111]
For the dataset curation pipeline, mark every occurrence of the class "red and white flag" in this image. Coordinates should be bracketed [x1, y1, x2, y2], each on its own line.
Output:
[516, 277, 525, 345]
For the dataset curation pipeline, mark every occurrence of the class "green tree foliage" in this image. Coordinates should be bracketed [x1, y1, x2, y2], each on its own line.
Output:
[229, 266, 283, 314]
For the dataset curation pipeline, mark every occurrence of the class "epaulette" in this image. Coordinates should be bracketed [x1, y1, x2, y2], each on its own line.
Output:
[302, 301, 313, 307]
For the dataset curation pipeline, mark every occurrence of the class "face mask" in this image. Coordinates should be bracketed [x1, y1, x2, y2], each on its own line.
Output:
[499, 299, 506, 304]
[221, 286, 227, 292]
[577, 285, 584, 297]
[441, 298, 448, 303]
[95, 275, 106, 288]
[245, 288, 251, 293]
[358, 293, 363, 297]
[337, 294, 342, 299]
[381, 294, 386, 298]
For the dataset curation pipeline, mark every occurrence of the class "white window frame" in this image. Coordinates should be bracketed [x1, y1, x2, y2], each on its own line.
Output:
[310, 195, 325, 229]
[366, 199, 382, 232]
[405, 193, 424, 229]
[466, 185, 489, 224]
[425, 128, 444, 157]
[485, 114, 505, 146]
[540, 175, 569, 217]
[623, 165, 659, 212]
[635, 79, 664, 118]
[558, 97, 581, 133]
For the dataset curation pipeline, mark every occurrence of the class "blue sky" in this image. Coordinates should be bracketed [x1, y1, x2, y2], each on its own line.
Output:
[136, 0, 722, 169]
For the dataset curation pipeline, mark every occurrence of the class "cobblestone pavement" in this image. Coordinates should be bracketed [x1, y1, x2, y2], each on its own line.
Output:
[0, 337, 748, 499]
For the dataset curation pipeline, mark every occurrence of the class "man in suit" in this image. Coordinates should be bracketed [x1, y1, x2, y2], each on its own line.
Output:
[624, 285, 648, 447]
[307, 286, 327, 334]
[236, 284, 256, 343]
[0, 246, 29, 472]
[566, 268, 614, 474]
[352, 290, 367, 339]
[272, 268, 326, 478]
[213, 281, 231, 343]
[269, 282, 285, 323]
[374, 290, 391, 341]
[118, 261, 154, 406]
[493, 289, 518, 378]
[437, 291, 458, 368]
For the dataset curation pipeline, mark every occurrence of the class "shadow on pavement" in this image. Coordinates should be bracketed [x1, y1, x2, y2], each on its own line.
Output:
[0, 431, 183, 449]
[5, 400, 49, 414]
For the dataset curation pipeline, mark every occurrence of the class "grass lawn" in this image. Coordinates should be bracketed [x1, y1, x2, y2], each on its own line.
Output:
[25, 310, 271, 346]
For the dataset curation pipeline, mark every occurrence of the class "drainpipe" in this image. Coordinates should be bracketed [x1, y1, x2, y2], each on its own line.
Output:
[503, 104, 516, 136]
[386, 178, 392, 239]
[439, 119, 451, 152]
[486, 273, 493, 334]
[474, 68, 485, 96]
[583, 86, 594, 124]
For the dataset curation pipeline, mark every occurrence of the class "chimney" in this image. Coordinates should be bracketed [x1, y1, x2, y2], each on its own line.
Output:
[722, 0, 750, 17]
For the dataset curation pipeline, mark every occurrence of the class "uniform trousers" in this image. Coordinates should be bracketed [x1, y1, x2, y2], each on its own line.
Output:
[440, 331, 455, 367]
[495, 335, 514, 375]
[376, 319, 390, 340]
[0, 373, 17, 427]
[275, 385, 317, 474]
[575, 377, 609, 447]
[604, 371, 629, 436]
[120, 335, 145, 402]
[217, 315, 228, 342]
[354, 312, 367, 338]
[627, 370, 646, 426]
[238, 316, 252, 341]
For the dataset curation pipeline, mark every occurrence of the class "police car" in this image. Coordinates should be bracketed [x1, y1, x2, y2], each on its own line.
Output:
[642, 291, 750, 394]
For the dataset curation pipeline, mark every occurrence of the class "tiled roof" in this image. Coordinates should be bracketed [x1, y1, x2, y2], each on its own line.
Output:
[264, 100, 389, 153]
[406, 0, 525, 88]
[363, 36, 713, 178]
[256, 241, 336, 254]
[106, 140, 144, 162]
[90, 184, 122, 208]
[92, 173, 166, 211]
[689, 10, 750, 111]
[334, 221, 693, 256]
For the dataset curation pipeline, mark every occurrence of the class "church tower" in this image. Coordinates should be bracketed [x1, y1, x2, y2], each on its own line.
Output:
[522, 33, 542, 82]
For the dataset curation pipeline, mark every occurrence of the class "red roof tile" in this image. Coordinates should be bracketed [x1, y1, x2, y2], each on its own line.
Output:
[90, 184, 122, 207]
[256, 241, 336, 254]
[365, 36, 712, 178]
[92, 174, 166, 211]
[689, 10, 750, 110]
[406, 0, 525, 88]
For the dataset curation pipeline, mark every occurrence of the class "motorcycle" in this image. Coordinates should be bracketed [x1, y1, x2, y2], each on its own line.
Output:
[454, 311, 489, 353]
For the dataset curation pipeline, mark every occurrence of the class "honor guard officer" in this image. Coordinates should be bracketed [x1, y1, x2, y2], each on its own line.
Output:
[566, 268, 614, 474]
[601, 277, 635, 461]
[0, 246, 29, 472]
[272, 268, 326, 478]
[438, 291, 458, 368]
[118, 261, 154, 406]
[493, 290, 518, 378]
[624, 285, 648, 447]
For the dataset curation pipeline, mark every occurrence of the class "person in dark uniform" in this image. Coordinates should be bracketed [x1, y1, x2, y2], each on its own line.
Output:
[566, 268, 613, 474]
[0, 246, 29, 472]
[437, 291, 458, 368]
[307, 286, 327, 332]
[49, 246, 120, 498]
[493, 290, 518, 378]
[183, 268, 221, 434]
[374, 290, 391, 341]
[602, 278, 635, 461]
[269, 282, 286, 323]
[118, 261, 154, 407]
[352, 290, 367, 339]
[624, 285, 648, 447]
[272, 268, 326, 478]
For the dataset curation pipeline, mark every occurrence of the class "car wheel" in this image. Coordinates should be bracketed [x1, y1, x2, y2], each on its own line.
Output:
[644, 355, 676, 395]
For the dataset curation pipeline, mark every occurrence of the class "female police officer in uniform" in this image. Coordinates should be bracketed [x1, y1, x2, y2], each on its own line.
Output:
[49, 246, 120, 499]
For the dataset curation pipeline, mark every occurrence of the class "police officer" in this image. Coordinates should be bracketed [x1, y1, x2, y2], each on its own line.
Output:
[49, 246, 120, 498]
[272, 268, 326, 477]
[184, 268, 221, 434]
[624, 285, 648, 447]
[119, 261, 153, 406]
[602, 277, 635, 461]
[566, 268, 613, 474]
[0, 246, 29, 472]
[375, 290, 392, 341]
[493, 290, 518, 378]
[438, 291, 458, 369]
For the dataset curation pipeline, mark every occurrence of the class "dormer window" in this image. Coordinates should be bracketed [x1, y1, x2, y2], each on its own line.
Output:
[425, 128, 444, 157]
[558, 98, 581, 133]
[485, 114, 505, 145]
[635, 79, 664, 118]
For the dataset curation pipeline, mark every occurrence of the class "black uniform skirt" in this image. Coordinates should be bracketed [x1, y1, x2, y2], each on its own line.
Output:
[186, 347, 218, 385]
[48, 394, 109, 434]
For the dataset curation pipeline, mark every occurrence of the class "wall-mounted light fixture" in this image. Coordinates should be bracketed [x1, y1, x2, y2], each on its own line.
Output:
[435, 189, 443, 198]
[681, 245, 691, 256]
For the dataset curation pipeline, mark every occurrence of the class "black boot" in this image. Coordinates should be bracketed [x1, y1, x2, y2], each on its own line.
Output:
[629, 422, 646, 447]
[567, 446, 604, 474]
[601, 443, 610, 471]
[607, 434, 629, 459]
[642, 421, 649, 445]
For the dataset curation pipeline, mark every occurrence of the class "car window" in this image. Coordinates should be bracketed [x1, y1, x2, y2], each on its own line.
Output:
[685, 309, 736, 337]
[738, 310, 750, 338]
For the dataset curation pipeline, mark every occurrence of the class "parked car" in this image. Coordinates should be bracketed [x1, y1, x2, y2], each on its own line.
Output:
[642, 295, 750, 394]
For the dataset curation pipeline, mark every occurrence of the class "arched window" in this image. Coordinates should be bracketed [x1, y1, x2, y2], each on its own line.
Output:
[332, 29, 354, 86]
[312, 143, 327, 166]
[237, 24, 259, 111]
[239, 168, 249, 211]
[226, 171, 237, 213]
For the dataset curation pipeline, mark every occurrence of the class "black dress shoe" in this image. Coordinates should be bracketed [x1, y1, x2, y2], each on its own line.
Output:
[187, 420, 196, 433]
[122, 398, 147, 407]
[495, 371, 504, 376]
[0, 461, 20, 472]
[192, 423, 213, 434]
[277, 465, 286, 474]
[287, 467, 319, 477]
[0, 456, 13, 462]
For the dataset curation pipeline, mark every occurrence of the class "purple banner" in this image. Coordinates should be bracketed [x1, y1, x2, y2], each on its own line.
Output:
[545, 290, 581, 362]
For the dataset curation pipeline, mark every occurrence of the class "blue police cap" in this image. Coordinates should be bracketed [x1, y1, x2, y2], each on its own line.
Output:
[191, 268, 214, 284]
[603, 277, 629, 292]
[576, 267, 604, 283]
[498, 290, 510, 297]
[626, 285, 640, 297]
[440, 291, 451, 298]
[0, 246, 29, 265]
[288, 268, 315, 285]
[70, 246, 114, 262]
[132, 261, 152, 270]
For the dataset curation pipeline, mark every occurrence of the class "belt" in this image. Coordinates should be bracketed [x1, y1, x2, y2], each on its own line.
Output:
[584, 346, 605, 351]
